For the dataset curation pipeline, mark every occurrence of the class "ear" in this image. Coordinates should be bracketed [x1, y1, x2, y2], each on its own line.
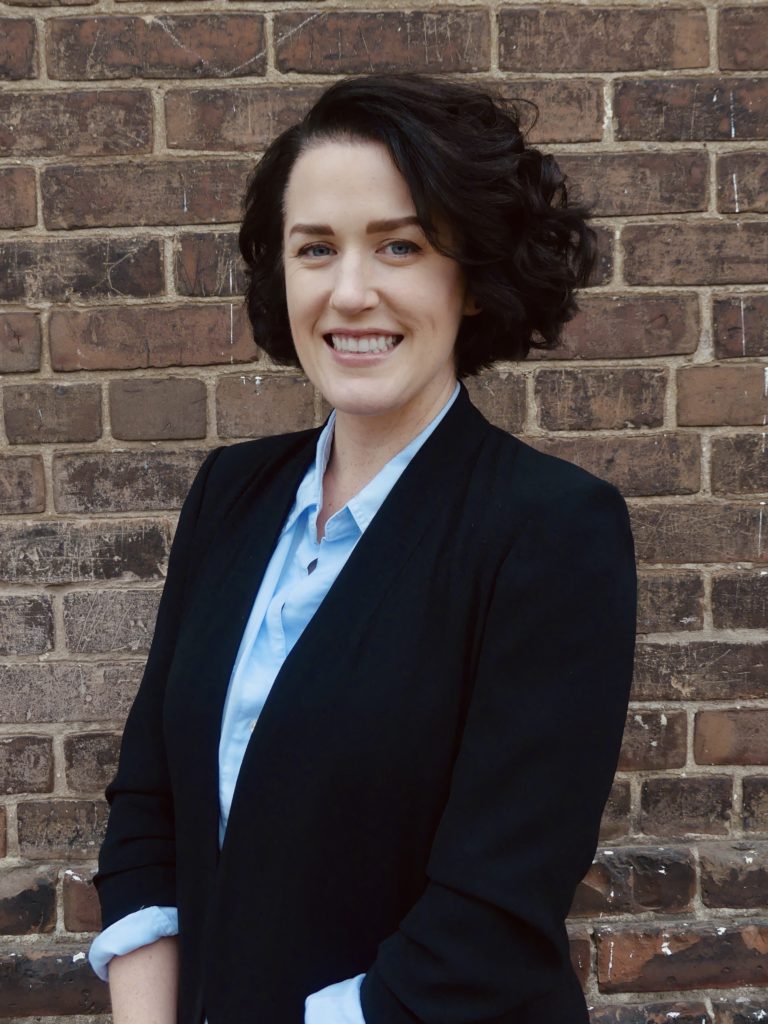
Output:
[463, 293, 482, 316]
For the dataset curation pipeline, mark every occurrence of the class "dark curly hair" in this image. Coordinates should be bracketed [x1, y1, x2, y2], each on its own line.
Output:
[238, 72, 596, 378]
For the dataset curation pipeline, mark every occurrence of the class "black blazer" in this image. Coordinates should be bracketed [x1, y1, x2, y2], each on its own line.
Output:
[95, 382, 637, 1024]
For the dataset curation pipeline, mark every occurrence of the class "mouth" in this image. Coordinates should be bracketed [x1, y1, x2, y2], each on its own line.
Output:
[323, 333, 403, 354]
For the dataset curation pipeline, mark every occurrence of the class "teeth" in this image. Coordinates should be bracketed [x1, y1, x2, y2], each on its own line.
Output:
[330, 334, 400, 353]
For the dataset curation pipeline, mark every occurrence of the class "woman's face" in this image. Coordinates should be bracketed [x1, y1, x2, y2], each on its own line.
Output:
[282, 139, 477, 424]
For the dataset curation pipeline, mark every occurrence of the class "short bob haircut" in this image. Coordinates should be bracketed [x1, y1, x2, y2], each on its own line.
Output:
[239, 72, 596, 378]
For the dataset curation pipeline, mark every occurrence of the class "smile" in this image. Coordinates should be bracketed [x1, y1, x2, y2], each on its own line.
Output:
[325, 334, 403, 354]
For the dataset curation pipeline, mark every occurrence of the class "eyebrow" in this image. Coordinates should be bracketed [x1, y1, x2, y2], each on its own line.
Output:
[288, 215, 422, 238]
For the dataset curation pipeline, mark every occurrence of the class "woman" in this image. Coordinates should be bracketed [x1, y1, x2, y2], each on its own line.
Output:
[90, 72, 637, 1024]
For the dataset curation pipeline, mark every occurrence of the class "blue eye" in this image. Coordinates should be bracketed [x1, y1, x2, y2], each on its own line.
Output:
[385, 241, 419, 257]
[299, 243, 333, 257]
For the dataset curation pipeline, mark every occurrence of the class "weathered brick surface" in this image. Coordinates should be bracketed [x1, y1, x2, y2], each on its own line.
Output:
[591, 1005, 711, 1024]
[712, 572, 768, 630]
[630, 503, 767, 564]
[640, 777, 732, 836]
[216, 373, 315, 438]
[464, 372, 526, 434]
[17, 800, 109, 859]
[63, 868, 101, 932]
[0, 311, 41, 373]
[719, 7, 768, 70]
[718, 151, 768, 214]
[713, 294, 768, 358]
[677, 364, 768, 426]
[499, 79, 604, 145]
[0, 736, 53, 794]
[623, 222, 768, 285]
[0, 18, 36, 79]
[713, 1003, 768, 1024]
[64, 733, 121, 792]
[633, 642, 768, 702]
[599, 781, 631, 841]
[0, 949, 109, 1015]
[695, 710, 768, 766]
[0, 456, 46, 514]
[535, 368, 666, 430]
[569, 929, 590, 989]
[0, 165, 36, 227]
[4, 383, 101, 444]
[637, 572, 704, 634]
[63, 589, 160, 652]
[0, 594, 53, 655]
[743, 778, 768, 833]
[699, 842, 768, 909]
[0, 867, 56, 934]
[711, 436, 768, 495]
[109, 377, 207, 440]
[0, 663, 139, 725]
[0, 807, 6, 858]
[570, 846, 695, 917]
[175, 232, 246, 296]
[618, 711, 687, 771]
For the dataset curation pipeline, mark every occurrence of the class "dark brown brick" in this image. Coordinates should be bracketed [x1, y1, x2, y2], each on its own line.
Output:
[712, 436, 768, 495]
[678, 365, 768, 426]
[0, 311, 41, 372]
[568, 929, 590, 989]
[619, 711, 687, 771]
[535, 368, 666, 430]
[712, 571, 768, 629]
[0, 166, 36, 227]
[0, 519, 170, 584]
[700, 841, 768, 909]
[63, 589, 160, 652]
[630, 502, 768, 564]
[0, 663, 140, 725]
[0, 17, 36, 79]
[0, 455, 45, 514]
[570, 846, 695, 917]
[498, 79, 603, 145]
[719, 7, 768, 70]
[615, 78, 768, 142]
[714, 294, 768, 358]
[0, 867, 56, 934]
[596, 921, 768, 992]
[0, 595, 53, 655]
[216, 373, 314, 438]
[0, 89, 152, 156]
[17, 799, 108, 858]
[558, 151, 708, 216]
[743, 777, 768, 832]
[64, 732, 121, 792]
[637, 572, 705, 633]
[47, 14, 265, 80]
[623, 222, 768, 286]
[43, 158, 250, 228]
[599, 780, 630, 841]
[275, 10, 490, 74]
[175, 233, 245, 296]
[718, 152, 768, 214]
[63, 867, 100, 932]
[0, 237, 163, 301]
[640, 776, 731, 836]
[7, 0, 97, 5]
[591, 1004, 711, 1024]
[527, 434, 700, 498]
[54, 449, 209, 513]
[591, 224, 615, 286]
[4, 383, 101, 444]
[0, 949, 109, 1015]
[0, 736, 53, 794]
[633, 642, 768, 701]
[50, 303, 254, 371]
[695, 710, 768, 766]
[0, 807, 5, 858]
[109, 377, 207, 440]
[713, 1002, 768, 1024]
[499, 7, 707, 73]
[464, 371, 525, 434]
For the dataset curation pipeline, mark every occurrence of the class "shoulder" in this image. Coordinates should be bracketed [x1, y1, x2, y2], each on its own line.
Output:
[210, 427, 319, 483]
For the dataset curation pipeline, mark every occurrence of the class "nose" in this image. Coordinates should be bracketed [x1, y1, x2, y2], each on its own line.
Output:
[329, 253, 378, 314]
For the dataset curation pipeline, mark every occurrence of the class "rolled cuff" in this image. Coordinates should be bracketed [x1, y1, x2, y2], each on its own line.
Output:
[88, 905, 179, 981]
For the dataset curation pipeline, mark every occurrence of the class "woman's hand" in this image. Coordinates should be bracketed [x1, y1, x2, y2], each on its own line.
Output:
[108, 935, 179, 1024]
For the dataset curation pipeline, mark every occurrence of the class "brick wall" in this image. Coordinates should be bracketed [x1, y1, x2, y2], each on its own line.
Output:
[1, 1, 767, 1020]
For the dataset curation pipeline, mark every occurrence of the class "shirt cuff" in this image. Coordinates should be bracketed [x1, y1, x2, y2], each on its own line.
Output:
[305, 973, 366, 1024]
[88, 906, 179, 982]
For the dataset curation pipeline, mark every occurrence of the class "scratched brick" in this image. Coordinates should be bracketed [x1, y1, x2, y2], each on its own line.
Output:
[599, 780, 631, 841]
[633, 642, 768, 701]
[535, 367, 666, 430]
[712, 571, 768, 629]
[711, 435, 768, 495]
[695, 710, 768, 766]
[216, 373, 315, 438]
[0, 17, 36, 79]
[713, 294, 768, 358]
[624, 222, 768, 285]
[677, 364, 768, 426]
[0, 594, 53, 655]
[619, 710, 687, 771]
[0, 867, 56, 934]
[719, 7, 768, 70]
[17, 800, 109, 859]
[0, 456, 45, 514]
[464, 371, 526, 434]
[743, 778, 768, 832]
[0, 736, 54, 794]
[63, 868, 101, 932]
[0, 166, 36, 227]
[629, 502, 768, 563]
[718, 151, 768, 214]
[0, 311, 41, 372]
[570, 846, 695, 916]
[699, 842, 768, 909]
[640, 776, 732, 836]
[4, 383, 101, 444]
[0, 663, 140, 725]
[174, 233, 246, 296]
[109, 377, 207, 440]
[63, 589, 160, 653]
[637, 572, 705, 633]
[0, 949, 109, 1015]
[64, 733, 121, 793]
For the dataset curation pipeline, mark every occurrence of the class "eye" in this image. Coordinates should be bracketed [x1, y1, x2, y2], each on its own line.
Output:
[383, 240, 420, 258]
[298, 242, 334, 258]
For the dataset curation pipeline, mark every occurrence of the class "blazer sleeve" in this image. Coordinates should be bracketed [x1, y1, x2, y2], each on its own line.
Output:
[360, 478, 637, 1023]
[94, 446, 223, 929]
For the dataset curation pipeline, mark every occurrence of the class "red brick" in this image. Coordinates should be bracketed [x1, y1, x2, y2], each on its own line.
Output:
[619, 711, 687, 771]
[713, 1002, 768, 1024]
[166, 84, 320, 151]
[6, 0, 96, 5]
[275, 10, 490, 74]
[0, 89, 152, 156]
[640, 776, 732, 837]
[42, 158, 250, 228]
[558, 151, 707, 217]
[591, 1004, 711, 1024]
[0, 807, 5, 858]
[633, 642, 768, 701]
[0, 867, 56, 934]
[591, 225, 615, 286]
[615, 78, 768, 142]
[599, 780, 630, 841]
[17, 799, 108, 858]
[570, 846, 695, 917]
[630, 501, 768, 564]
[216, 373, 315, 438]
[528, 434, 700, 498]
[712, 436, 768, 495]
[719, 7, 768, 71]
[718, 152, 768, 214]
[568, 929, 590, 989]
[0, 663, 139, 724]
[637, 572, 704, 633]
[700, 841, 768, 909]
[64, 732, 121, 792]
[0, 311, 41, 372]
[714, 294, 768, 359]
[54, 449, 209, 514]
[0, 237, 163, 301]
[51, 303, 253, 372]
[0, 594, 53, 655]
[481, 79, 605, 145]
[4, 382, 101, 444]
[47, 14, 265, 80]
[63, 589, 160, 652]
[109, 377, 207, 440]
[499, 7, 707, 73]
[0, 455, 45, 514]
[535, 367, 666, 430]
[63, 868, 101, 932]
[743, 777, 768, 832]
[712, 571, 768, 629]
[0, 166, 35, 227]
[0, 519, 170, 584]
[0, 949, 109, 1015]
[678, 365, 768, 426]
[464, 371, 526, 434]
[0, 736, 53, 794]
[596, 921, 768, 991]
[175, 233, 246, 296]
[0, 17, 36, 79]
[624, 221, 768, 286]
[695, 710, 768, 766]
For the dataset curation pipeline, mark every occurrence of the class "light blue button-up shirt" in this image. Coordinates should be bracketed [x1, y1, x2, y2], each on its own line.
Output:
[89, 382, 460, 1022]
